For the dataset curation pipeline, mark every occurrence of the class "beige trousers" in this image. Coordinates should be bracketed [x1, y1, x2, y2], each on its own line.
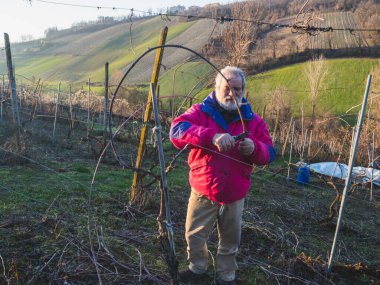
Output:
[185, 188, 245, 282]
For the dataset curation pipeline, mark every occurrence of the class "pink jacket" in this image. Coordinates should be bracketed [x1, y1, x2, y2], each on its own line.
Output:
[170, 92, 275, 204]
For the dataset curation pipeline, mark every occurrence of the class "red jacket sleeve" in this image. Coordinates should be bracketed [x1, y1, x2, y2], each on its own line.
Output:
[169, 105, 217, 150]
[247, 115, 276, 166]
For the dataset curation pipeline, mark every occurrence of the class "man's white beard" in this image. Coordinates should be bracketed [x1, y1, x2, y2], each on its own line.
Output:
[216, 96, 243, 111]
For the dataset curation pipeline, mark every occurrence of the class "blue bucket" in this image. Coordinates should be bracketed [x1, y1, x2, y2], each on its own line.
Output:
[297, 166, 310, 185]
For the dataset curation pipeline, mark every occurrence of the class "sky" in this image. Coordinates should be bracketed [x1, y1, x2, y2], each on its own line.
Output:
[0, 0, 231, 46]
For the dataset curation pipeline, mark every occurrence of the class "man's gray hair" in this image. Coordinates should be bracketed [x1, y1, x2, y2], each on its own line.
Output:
[215, 66, 246, 94]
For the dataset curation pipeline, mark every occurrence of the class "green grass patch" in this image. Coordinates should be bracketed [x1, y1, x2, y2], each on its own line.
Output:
[4, 17, 197, 86]
[80, 19, 196, 82]
[247, 58, 379, 117]
[14, 55, 73, 77]
[0, 162, 129, 209]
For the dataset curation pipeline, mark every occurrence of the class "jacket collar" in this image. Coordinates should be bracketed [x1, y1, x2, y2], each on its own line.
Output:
[201, 91, 254, 131]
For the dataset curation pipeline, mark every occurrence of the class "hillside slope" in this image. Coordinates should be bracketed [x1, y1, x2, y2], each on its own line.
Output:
[171, 58, 379, 118]
[0, 17, 215, 85]
[248, 58, 379, 117]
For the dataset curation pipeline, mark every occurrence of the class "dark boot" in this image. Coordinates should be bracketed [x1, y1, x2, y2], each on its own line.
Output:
[179, 269, 207, 282]
[216, 278, 236, 285]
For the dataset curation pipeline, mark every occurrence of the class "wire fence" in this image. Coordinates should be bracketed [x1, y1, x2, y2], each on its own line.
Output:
[27, 0, 380, 35]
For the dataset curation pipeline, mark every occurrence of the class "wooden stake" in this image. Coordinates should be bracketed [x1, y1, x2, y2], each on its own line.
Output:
[272, 109, 279, 143]
[130, 27, 168, 203]
[104, 63, 109, 146]
[38, 82, 43, 111]
[261, 104, 266, 120]
[4, 34, 21, 130]
[87, 78, 91, 138]
[69, 85, 74, 130]
[1, 75, 4, 122]
[31, 79, 41, 120]
[328, 74, 372, 272]
[53, 82, 61, 138]
[19, 81, 22, 109]
[151, 83, 178, 284]
[307, 130, 313, 159]
[282, 117, 293, 157]
[301, 129, 308, 161]
[287, 122, 295, 180]
[370, 131, 375, 201]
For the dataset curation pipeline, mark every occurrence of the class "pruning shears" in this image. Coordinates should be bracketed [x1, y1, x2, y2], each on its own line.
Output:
[233, 132, 249, 142]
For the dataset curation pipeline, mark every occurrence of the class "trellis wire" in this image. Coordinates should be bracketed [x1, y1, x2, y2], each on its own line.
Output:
[29, 0, 380, 34]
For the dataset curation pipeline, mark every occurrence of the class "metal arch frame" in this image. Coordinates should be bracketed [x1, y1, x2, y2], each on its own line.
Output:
[108, 44, 248, 175]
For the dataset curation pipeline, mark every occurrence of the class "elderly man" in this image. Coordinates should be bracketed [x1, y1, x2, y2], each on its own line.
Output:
[170, 66, 275, 285]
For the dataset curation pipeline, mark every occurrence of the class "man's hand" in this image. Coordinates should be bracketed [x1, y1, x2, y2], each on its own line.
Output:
[238, 138, 255, 156]
[212, 133, 235, 152]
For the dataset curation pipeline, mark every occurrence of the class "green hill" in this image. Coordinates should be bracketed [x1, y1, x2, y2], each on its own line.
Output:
[247, 58, 379, 117]
[157, 58, 379, 118]
[1, 14, 379, 119]
[0, 17, 215, 87]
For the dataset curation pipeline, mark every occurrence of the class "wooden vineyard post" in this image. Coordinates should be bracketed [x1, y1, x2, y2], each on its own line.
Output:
[19, 80, 22, 109]
[4, 33, 21, 148]
[307, 130, 313, 159]
[87, 78, 91, 138]
[157, 85, 160, 111]
[282, 117, 293, 157]
[261, 105, 266, 121]
[38, 82, 43, 111]
[53, 82, 61, 138]
[103, 62, 109, 146]
[31, 79, 41, 120]
[272, 109, 279, 143]
[1, 74, 4, 122]
[130, 26, 168, 203]
[327, 75, 372, 272]
[151, 83, 178, 284]
[69, 85, 74, 130]
[370, 131, 375, 201]
[287, 122, 295, 180]
[4, 33, 20, 126]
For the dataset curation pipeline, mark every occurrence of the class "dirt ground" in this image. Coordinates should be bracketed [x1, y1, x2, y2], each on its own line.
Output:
[0, 108, 379, 285]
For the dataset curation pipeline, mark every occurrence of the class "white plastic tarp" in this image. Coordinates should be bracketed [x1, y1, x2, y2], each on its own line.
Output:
[308, 162, 380, 187]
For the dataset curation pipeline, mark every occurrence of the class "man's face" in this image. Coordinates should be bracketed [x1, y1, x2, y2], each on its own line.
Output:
[215, 75, 243, 111]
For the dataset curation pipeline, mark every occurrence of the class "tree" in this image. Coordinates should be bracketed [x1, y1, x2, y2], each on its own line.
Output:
[304, 55, 329, 128]
[219, 1, 263, 67]
[44, 26, 58, 38]
[267, 33, 278, 59]
[168, 5, 185, 14]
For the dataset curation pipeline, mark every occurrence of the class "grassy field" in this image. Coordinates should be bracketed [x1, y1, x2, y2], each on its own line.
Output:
[0, 144, 379, 285]
[10, 18, 195, 82]
[246, 58, 379, 117]
[0, 17, 214, 86]
[153, 57, 379, 119]
[0, 104, 379, 284]
[3, 17, 378, 121]
[82, 18, 196, 83]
